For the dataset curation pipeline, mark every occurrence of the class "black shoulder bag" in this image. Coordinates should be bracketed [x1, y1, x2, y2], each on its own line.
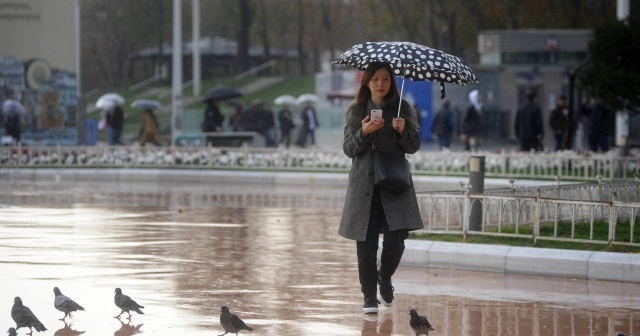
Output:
[372, 142, 412, 192]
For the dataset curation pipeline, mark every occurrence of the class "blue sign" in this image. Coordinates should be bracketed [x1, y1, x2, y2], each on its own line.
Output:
[85, 119, 98, 145]
[396, 79, 433, 140]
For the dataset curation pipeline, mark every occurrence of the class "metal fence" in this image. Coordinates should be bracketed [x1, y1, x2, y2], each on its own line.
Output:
[2, 144, 640, 181]
[416, 189, 640, 247]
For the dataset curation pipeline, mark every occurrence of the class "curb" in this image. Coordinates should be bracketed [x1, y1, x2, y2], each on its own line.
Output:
[400, 240, 640, 283]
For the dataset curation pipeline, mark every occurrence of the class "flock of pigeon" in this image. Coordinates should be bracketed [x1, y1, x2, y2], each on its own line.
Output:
[7, 286, 435, 335]
[216, 306, 435, 336]
[7, 287, 144, 335]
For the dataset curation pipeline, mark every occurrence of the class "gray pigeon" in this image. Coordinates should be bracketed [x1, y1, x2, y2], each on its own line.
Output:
[11, 297, 47, 333]
[114, 288, 144, 319]
[219, 306, 253, 336]
[409, 309, 435, 336]
[7, 328, 17, 336]
[53, 287, 85, 320]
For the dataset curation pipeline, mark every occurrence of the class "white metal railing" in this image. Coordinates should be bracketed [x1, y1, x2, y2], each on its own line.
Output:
[416, 191, 640, 247]
[1, 145, 639, 181]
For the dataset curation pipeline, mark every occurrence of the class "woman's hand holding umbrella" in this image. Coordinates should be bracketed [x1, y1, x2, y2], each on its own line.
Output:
[392, 117, 405, 136]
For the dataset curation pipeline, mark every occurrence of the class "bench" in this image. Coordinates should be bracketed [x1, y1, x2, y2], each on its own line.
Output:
[202, 131, 265, 147]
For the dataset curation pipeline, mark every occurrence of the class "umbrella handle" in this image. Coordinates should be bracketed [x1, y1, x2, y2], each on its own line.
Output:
[397, 77, 405, 118]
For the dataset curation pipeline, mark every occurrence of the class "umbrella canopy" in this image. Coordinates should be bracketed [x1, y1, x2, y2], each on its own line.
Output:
[131, 99, 162, 110]
[1, 99, 26, 117]
[274, 95, 297, 106]
[202, 86, 242, 102]
[96, 93, 125, 109]
[296, 93, 319, 105]
[332, 41, 478, 99]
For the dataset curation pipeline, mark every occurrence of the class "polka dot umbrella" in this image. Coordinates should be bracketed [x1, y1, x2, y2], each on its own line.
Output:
[332, 41, 479, 115]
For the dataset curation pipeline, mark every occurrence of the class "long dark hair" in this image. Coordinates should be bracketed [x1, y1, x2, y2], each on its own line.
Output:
[354, 62, 400, 108]
[345, 62, 417, 132]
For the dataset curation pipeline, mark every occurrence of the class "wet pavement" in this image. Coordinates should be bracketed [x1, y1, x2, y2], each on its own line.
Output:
[1, 178, 639, 336]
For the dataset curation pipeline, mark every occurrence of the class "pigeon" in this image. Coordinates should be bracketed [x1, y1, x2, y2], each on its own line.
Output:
[53, 287, 85, 320]
[7, 328, 17, 336]
[409, 309, 435, 336]
[219, 306, 253, 336]
[114, 288, 145, 319]
[11, 296, 47, 333]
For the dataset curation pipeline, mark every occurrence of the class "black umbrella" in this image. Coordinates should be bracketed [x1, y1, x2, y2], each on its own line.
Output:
[202, 86, 243, 102]
[332, 41, 478, 105]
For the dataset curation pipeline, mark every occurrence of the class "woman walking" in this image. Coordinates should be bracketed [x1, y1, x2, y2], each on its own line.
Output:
[339, 62, 423, 314]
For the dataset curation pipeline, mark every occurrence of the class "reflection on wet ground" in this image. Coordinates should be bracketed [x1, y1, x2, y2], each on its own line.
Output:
[1, 179, 639, 336]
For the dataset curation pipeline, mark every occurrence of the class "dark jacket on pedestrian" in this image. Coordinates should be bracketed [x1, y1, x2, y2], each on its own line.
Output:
[278, 108, 294, 133]
[549, 106, 569, 135]
[462, 106, 481, 137]
[339, 99, 423, 241]
[515, 102, 544, 142]
[107, 105, 124, 131]
[202, 101, 224, 132]
[431, 105, 454, 138]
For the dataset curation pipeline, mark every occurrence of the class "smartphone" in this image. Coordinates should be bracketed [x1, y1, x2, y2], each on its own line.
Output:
[370, 109, 383, 122]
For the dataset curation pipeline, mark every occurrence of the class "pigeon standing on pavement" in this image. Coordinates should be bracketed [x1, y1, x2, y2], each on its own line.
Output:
[114, 288, 145, 319]
[409, 309, 435, 336]
[11, 297, 47, 333]
[219, 306, 253, 336]
[53, 287, 85, 320]
[7, 328, 17, 336]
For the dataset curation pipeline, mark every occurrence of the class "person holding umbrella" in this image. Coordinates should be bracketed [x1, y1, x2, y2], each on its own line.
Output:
[2, 96, 26, 144]
[277, 103, 295, 148]
[339, 62, 423, 314]
[106, 104, 125, 145]
[297, 100, 319, 148]
[201, 98, 225, 132]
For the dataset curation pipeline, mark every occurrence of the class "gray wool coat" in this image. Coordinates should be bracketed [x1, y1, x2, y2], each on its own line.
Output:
[338, 99, 424, 241]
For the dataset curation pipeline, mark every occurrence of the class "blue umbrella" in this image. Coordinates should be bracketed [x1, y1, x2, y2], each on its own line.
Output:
[131, 99, 162, 110]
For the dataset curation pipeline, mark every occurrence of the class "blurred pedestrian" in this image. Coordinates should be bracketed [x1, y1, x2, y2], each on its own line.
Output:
[227, 100, 244, 132]
[106, 104, 124, 145]
[461, 89, 482, 151]
[515, 89, 544, 152]
[297, 101, 319, 148]
[549, 95, 570, 151]
[139, 108, 160, 146]
[339, 62, 423, 314]
[2, 97, 25, 144]
[201, 99, 224, 132]
[431, 100, 454, 150]
[244, 100, 276, 147]
[277, 104, 295, 148]
[583, 97, 613, 153]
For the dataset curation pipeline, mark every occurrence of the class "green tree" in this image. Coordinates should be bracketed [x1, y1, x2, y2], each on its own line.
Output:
[579, 18, 640, 113]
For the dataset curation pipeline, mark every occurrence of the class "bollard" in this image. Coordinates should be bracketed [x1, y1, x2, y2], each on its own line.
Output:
[468, 155, 485, 231]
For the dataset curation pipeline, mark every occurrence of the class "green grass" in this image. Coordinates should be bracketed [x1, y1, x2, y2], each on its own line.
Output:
[411, 219, 640, 253]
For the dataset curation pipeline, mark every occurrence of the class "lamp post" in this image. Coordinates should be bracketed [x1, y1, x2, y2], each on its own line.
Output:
[171, 0, 183, 147]
[468, 156, 485, 232]
[192, 0, 201, 96]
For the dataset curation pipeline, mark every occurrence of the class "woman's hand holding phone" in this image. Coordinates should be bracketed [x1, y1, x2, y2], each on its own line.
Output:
[361, 110, 385, 137]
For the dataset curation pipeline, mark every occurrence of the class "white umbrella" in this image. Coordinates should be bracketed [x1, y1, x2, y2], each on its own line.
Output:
[1, 99, 26, 117]
[296, 93, 319, 105]
[96, 93, 125, 109]
[274, 95, 297, 106]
